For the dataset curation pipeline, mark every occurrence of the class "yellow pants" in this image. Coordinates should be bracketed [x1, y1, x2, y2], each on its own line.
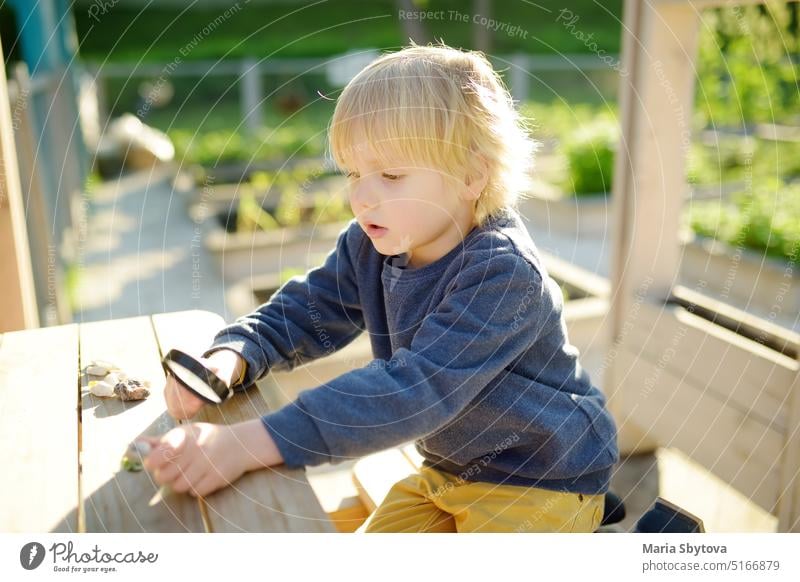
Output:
[358, 465, 605, 533]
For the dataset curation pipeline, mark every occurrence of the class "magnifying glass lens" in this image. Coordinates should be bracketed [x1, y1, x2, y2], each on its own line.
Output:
[164, 359, 222, 404]
[161, 349, 230, 405]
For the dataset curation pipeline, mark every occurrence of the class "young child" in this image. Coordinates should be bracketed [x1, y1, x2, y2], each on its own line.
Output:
[144, 41, 619, 533]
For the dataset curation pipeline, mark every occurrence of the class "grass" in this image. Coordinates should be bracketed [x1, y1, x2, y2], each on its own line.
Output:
[73, 0, 623, 62]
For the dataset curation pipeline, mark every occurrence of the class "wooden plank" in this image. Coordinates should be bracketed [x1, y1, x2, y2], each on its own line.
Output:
[777, 367, 800, 532]
[192, 388, 336, 532]
[0, 325, 79, 531]
[11, 64, 70, 327]
[657, 447, 778, 532]
[604, 0, 655, 456]
[401, 442, 425, 469]
[605, 0, 702, 455]
[353, 448, 417, 512]
[0, 44, 39, 331]
[540, 250, 610, 299]
[613, 347, 783, 512]
[151, 310, 334, 532]
[629, 302, 798, 431]
[671, 285, 799, 359]
[79, 315, 205, 532]
[306, 461, 363, 513]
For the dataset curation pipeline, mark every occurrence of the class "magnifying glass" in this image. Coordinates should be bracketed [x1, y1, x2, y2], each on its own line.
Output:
[161, 348, 233, 405]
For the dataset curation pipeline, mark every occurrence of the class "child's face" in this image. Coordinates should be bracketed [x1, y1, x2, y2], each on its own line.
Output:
[345, 148, 479, 269]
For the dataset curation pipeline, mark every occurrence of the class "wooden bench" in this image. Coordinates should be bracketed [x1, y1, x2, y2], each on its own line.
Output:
[352, 443, 425, 512]
[0, 309, 334, 532]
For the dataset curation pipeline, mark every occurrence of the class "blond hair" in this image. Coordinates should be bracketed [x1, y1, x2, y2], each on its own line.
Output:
[327, 41, 539, 227]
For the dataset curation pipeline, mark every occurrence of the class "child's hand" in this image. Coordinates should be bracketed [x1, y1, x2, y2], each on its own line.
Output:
[163, 372, 206, 420]
[141, 423, 245, 497]
[141, 419, 284, 498]
[163, 351, 243, 419]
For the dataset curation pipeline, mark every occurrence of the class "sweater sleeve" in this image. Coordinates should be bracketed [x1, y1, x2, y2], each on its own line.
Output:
[261, 252, 556, 467]
[202, 220, 365, 392]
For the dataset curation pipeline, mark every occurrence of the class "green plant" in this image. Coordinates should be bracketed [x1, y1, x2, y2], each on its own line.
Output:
[686, 142, 722, 185]
[696, 2, 799, 127]
[84, 170, 102, 197]
[249, 171, 274, 193]
[310, 192, 353, 224]
[688, 178, 800, 261]
[562, 118, 618, 196]
[65, 262, 81, 314]
[236, 185, 280, 233]
[275, 183, 303, 228]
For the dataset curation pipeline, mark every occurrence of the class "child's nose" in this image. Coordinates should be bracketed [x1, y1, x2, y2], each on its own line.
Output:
[350, 180, 379, 211]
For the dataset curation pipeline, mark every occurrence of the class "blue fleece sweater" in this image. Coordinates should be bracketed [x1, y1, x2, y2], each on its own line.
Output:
[203, 206, 619, 494]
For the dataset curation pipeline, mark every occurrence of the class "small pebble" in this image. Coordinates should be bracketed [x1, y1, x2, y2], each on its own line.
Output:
[114, 379, 151, 401]
[84, 362, 150, 401]
[86, 364, 110, 377]
[130, 440, 152, 457]
[89, 379, 115, 398]
[85, 360, 121, 377]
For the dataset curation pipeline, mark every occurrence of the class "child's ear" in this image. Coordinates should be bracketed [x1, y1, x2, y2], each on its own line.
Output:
[462, 153, 489, 202]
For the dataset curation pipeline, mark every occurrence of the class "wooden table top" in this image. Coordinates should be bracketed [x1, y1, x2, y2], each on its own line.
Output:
[0, 309, 334, 533]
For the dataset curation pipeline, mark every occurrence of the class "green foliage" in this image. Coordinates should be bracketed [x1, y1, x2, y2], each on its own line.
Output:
[249, 171, 273, 193]
[520, 101, 619, 143]
[73, 1, 623, 62]
[145, 99, 331, 167]
[84, 170, 102, 196]
[235, 168, 351, 233]
[170, 125, 326, 166]
[275, 183, 303, 228]
[65, 262, 81, 314]
[687, 137, 800, 185]
[687, 179, 800, 261]
[310, 191, 353, 225]
[236, 185, 280, 233]
[686, 142, 721, 185]
[562, 118, 618, 196]
[696, 2, 800, 127]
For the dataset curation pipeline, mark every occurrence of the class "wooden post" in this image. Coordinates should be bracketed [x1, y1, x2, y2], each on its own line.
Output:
[472, 0, 492, 52]
[604, 0, 701, 454]
[50, 66, 84, 271]
[509, 53, 529, 104]
[778, 359, 800, 531]
[240, 58, 264, 136]
[11, 63, 71, 326]
[0, 41, 40, 331]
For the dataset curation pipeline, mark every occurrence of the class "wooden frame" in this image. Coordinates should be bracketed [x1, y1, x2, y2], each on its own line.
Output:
[605, 0, 799, 531]
[0, 40, 39, 331]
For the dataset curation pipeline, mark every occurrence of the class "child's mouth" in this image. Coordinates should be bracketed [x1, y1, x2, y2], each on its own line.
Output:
[365, 224, 388, 238]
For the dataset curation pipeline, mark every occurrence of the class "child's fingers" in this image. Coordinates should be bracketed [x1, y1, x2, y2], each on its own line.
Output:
[153, 461, 183, 487]
[189, 472, 220, 498]
[143, 428, 187, 471]
[170, 464, 206, 495]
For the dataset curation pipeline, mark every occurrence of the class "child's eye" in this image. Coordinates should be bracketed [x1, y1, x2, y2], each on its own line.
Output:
[345, 171, 360, 179]
[382, 173, 402, 181]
